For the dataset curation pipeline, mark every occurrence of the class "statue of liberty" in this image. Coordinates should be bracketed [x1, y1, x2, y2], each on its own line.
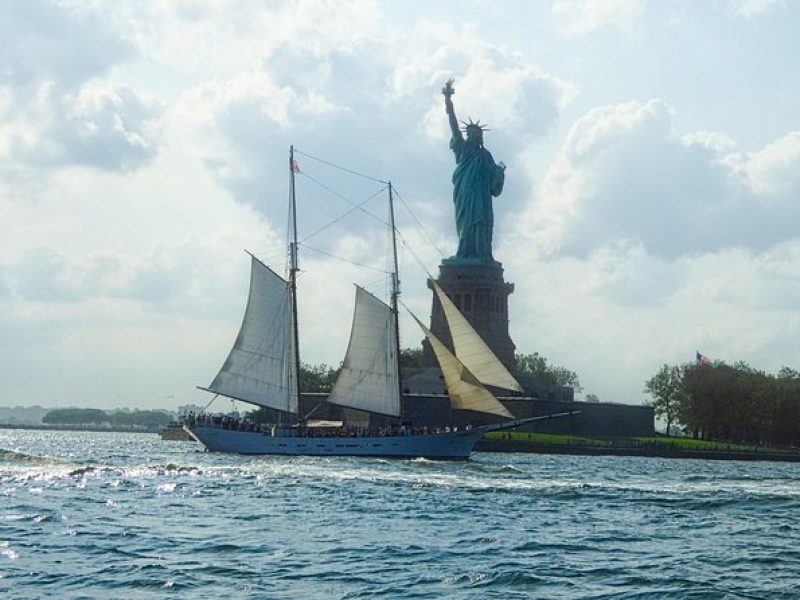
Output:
[442, 78, 505, 264]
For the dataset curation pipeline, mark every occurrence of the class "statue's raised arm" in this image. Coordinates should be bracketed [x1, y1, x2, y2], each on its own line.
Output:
[442, 78, 461, 140]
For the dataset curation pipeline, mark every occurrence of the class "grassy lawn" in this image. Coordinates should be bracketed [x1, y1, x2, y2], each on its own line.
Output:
[631, 436, 755, 451]
[484, 431, 603, 445]
[483, 431, 787, 453]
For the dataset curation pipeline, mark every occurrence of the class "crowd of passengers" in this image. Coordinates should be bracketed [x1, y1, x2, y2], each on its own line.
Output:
[181, 412, 472, 437]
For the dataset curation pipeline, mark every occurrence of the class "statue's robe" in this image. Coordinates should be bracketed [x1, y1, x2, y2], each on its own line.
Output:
[450, 134, 505, 262]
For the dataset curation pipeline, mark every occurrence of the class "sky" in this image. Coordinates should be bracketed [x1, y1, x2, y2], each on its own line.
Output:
[2, 0, 799, 410]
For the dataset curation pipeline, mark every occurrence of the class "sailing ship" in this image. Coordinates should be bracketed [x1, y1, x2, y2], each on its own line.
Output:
[184, 147, 576, 459]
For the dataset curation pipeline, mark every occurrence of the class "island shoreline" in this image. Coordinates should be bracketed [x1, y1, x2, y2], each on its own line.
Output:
[476, 439, 800, 462]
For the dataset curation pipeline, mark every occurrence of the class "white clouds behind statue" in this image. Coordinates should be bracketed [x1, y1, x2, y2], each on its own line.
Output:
[512, 99, 800, 261]
[1, 0, 800, 409]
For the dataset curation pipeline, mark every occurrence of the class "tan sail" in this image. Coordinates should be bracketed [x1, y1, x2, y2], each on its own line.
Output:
[412, 314, 513, 418]
[432, 282, 523, 392]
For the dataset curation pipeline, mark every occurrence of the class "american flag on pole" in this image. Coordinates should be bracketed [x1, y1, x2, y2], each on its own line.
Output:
[291, 159, 300, 173]
[696, 351, 710, 365]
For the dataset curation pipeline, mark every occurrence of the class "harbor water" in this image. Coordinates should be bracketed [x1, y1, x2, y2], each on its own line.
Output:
[1, 429, 798, 598]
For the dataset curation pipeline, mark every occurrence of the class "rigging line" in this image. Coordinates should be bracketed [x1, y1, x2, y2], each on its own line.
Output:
[249, 249, 289, 267]
[199, 394, 219, 416]
[298, 178, 389, 243]
[397, 232, 435, 280]
[302, 244, 390, 274]
[293, 148, 388, 185]
[391, 186, 447, 258]
[397, 298, 417, 314]
[286, 167, 294, 275]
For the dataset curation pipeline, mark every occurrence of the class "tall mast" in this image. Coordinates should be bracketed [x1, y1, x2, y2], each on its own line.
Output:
[289, 146, 302, 420]
[387, 182, 404, 422]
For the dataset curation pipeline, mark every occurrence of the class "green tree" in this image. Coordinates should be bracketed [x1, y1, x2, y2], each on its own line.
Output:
[515, 352, 582, 392]
[43, 408, 110, 425]
[585, 393, 600, 403]
[109, 410, 172, 429]
[399, 347, 425, 370]
[299, 362, 340, 393]
[250, 362, 340, 424]
[762, 367, 800, 446]
[692, 362, 764, 443]
[644, 364, 685, 435]
[648, 359, 800, 446]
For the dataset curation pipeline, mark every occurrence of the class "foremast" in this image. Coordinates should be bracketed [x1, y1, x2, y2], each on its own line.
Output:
[387, 182, 405, 423]
[289, 145, 302, 421]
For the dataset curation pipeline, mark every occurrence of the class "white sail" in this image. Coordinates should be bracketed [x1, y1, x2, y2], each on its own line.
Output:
[412, 314, 513, 418]
[432, 282, 524, 393]
[327, 286, 401, 417]
[206, 255, 298, 414]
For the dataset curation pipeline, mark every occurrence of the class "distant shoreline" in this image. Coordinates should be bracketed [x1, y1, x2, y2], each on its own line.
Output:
[476, 439, 800, 462]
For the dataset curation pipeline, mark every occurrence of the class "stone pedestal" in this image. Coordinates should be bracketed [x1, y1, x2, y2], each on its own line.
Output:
[422, 260, 517, 372]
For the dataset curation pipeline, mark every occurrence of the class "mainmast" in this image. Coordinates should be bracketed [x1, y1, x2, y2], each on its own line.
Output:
[387, 182, 405, 422]
[289, 146, 302, 421]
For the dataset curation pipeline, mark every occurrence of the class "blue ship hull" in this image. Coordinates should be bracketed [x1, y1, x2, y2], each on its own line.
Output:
[185, 412, 579, 460]
[186, 426, 484, 460]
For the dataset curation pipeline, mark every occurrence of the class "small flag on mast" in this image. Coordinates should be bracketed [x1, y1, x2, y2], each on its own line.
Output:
[291, 159, 300, 173]
[696, 351, 710, 365]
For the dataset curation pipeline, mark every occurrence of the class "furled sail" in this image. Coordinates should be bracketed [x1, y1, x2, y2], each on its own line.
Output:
[327, 286, 401, 417]
[205, 255, 298, 414]
[412, 314, 513, 418]
[432, 282, 524, 393]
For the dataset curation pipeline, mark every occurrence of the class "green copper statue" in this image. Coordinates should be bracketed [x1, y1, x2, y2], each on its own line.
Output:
[442, 78, 505, 264]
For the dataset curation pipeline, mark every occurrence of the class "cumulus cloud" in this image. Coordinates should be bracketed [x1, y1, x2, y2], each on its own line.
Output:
[510, 99, 800, 262]
[680, 242, 800, 311]
[2, 82, 163, 171]
[576, 239, 685, 306]
[186, 12, 570, 243]
[553, 0, 645, 37]
[0, 1, 134, 89]
[0, 2, 163, 174]
[496, 97, 800, 401]
[6, 233, 281, 315]
[740, 131, 800, 196]
[503, 240, 800, 404]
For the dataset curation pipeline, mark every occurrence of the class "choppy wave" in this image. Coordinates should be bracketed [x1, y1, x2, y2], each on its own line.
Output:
[1, 430, 799, 598]
[0, 447, 61, 466]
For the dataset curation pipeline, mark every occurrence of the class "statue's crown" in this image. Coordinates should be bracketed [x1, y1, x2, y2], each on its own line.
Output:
[460, 118, 490, 133]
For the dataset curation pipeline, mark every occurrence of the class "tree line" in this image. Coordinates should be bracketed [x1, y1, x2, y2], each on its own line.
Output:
[42, 408, 173, 429]
[277, 349, 582, 394]
[250, 348, 583, 423]
[645, 361, 800, 447]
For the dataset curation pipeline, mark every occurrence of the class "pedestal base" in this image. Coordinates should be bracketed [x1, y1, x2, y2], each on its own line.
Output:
[422, 261, 517, 372]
